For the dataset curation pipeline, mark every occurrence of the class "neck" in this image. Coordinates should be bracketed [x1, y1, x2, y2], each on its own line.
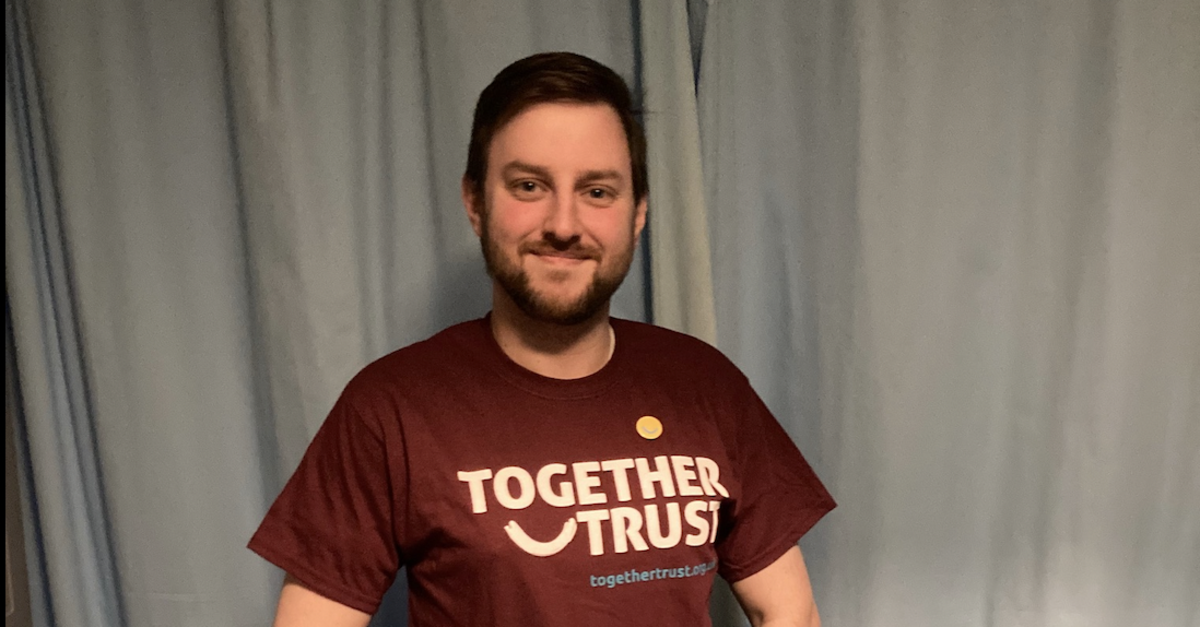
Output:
[489, 284, 614, 380]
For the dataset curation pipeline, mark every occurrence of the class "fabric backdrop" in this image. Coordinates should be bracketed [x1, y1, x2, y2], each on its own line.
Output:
[693, 1, 1199, 625]
[6, 0, 1197, 626]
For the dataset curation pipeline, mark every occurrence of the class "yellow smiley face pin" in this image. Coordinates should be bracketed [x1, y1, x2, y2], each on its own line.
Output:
[636, 415, 663, 440]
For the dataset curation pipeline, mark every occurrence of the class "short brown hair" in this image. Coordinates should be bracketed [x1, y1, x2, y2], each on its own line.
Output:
[464, 52, 648, 204]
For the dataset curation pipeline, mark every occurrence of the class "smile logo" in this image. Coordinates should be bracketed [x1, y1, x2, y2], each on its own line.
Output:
[504, 519, 578, 557]
[636, 415, 663, 440]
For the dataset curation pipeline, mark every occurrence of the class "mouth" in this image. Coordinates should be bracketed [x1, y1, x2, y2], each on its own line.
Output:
[528, 250, 596, 265]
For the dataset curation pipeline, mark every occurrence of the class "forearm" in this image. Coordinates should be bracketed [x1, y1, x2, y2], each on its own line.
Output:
[754, 603, 820, 627]
[747, 601, 820, 627]
[273, 575, 371, 627]
[732, 546, 822, 627]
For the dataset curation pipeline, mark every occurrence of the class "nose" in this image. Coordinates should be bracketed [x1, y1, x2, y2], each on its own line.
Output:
[542, 191, 582, 245]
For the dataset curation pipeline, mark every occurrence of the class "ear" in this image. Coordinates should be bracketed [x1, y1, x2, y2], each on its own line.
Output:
[633, 195, 648, 240]
[462, 176, 483, 237]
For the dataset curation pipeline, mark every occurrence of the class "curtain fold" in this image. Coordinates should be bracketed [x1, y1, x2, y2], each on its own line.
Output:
[637, 0, 718, 343]
[5, 1, 124, 623]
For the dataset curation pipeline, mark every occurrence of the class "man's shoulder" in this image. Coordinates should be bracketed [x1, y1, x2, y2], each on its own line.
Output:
[613, 318, 744, 379]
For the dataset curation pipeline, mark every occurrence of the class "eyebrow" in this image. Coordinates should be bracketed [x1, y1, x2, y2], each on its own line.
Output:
[577, 169, 625, 186]
[500, 161, 626, 186]
[501, 161, 552, 180]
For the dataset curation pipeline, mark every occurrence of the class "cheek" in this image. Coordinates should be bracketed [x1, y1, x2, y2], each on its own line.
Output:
[484, 213, 531, 245]
[486, 196, 547, 240]
[587, 217, 637, 251]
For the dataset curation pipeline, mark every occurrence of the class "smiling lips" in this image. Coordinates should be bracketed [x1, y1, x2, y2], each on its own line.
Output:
[521, 243, 599, 264]
[532, 252, 592, 265]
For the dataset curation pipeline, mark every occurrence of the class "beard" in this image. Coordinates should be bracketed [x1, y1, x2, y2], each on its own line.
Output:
[479, 213, 636, 326]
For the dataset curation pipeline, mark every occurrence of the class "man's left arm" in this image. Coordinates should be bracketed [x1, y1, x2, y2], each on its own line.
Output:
[730, 545, 821, 627]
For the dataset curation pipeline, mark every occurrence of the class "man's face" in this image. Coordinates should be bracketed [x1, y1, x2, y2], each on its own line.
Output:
[464, 102, 647, 325]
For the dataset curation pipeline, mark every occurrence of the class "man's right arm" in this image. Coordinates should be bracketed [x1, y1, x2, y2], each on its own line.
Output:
[273, 574, 371, 627]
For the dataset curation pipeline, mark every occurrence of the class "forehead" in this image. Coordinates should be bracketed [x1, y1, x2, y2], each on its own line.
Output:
[487, 102, 630, 176]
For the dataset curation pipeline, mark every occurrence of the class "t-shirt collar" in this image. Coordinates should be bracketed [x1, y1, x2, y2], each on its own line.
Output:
[475, 313, 628, 400]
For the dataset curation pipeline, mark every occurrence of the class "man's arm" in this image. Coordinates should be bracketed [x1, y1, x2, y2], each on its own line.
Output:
[272, 574, 371, 627]
[729, 545, 822, 627]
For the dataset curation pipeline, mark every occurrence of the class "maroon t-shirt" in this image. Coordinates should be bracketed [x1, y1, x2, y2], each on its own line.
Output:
[249, 317, 835, 625]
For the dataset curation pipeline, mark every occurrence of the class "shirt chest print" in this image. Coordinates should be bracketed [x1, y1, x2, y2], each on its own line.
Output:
[457, 454, 730, 557]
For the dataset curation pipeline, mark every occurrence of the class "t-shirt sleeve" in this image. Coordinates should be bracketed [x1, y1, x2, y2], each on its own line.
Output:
[248, 390, 403, 614]
[715, 375, 836, 583]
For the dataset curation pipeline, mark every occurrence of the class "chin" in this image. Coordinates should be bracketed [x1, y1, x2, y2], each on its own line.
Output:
[529, 291, 591, 314]
[529, 306, 603, 326]
[512, 285, 602, 325]
[525, 273, 590, 295]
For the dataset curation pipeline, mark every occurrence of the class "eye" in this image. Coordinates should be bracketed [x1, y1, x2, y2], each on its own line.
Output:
[510, 179, 547, 200]
[583, 187, 618, 206]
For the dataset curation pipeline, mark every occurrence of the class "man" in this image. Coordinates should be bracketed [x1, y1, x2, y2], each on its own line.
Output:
[249, 51, 835, 626]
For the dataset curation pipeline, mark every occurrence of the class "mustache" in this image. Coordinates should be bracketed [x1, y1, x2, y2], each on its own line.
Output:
[520, 240, 600, 260]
